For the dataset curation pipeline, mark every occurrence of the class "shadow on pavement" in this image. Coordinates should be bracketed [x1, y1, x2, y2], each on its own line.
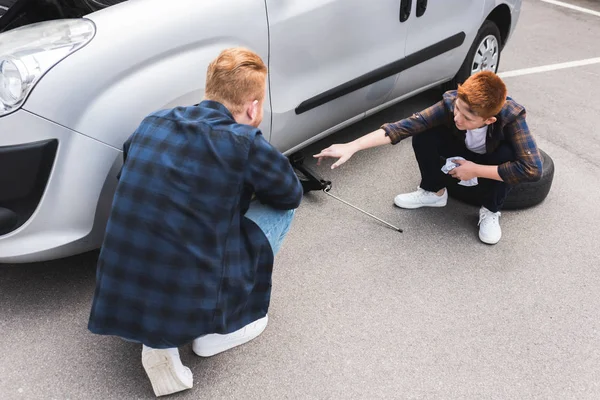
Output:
[0, 250, 99, 316]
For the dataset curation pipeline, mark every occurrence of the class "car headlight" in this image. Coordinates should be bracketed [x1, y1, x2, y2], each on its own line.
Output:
[0, 19, 95, 117]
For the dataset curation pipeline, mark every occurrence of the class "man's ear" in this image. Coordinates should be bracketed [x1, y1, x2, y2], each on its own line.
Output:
[247, 100, 259, 121]
[485, 116, 497, 125]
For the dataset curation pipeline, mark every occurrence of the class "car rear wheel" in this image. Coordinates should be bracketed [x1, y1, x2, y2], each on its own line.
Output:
[444, 20, 502, 90]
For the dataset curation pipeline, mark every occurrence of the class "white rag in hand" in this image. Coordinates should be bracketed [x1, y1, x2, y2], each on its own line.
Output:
[441, 156, 478, 187]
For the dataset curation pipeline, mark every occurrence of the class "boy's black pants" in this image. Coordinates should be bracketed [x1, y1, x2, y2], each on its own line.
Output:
[411, 127, 515, 213]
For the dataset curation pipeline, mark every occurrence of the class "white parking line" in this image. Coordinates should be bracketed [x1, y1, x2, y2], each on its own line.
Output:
[498, 57, 600, 78]
[540, 0, 600, 17]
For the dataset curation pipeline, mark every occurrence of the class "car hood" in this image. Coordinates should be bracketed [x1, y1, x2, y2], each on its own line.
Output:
[0, 0, 127, 32]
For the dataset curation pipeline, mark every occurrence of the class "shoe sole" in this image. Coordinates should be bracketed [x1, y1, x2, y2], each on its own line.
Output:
[142, 350, 193, 397]
[193, 316, 268, 357]
[393, 199, 447, 209]
[479, 230, 501, 245]
[479, 234, 500, 245]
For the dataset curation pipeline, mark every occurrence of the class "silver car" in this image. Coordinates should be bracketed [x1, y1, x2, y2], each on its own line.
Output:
[0, 0, 522, 263]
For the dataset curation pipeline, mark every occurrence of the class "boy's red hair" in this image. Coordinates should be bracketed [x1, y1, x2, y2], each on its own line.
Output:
[457, 71, 507, 119]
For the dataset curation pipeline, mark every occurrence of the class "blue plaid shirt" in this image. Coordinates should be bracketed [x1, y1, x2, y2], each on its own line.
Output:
[88, 101, 302, 348]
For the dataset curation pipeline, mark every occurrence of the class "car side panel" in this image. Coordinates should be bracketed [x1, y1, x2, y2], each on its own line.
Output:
[266, 0, 408, 153]
[385, 0, 484, 101]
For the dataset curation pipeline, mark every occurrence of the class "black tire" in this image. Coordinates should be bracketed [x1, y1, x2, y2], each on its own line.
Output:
[443, 20, 502, 91]
[444, 149, 555, 210]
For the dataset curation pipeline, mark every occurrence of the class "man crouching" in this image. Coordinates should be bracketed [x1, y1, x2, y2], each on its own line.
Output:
[88, 48, 302, 397]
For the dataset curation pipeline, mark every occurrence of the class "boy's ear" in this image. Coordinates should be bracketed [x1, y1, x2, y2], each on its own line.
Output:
[485, 116, 497, 125]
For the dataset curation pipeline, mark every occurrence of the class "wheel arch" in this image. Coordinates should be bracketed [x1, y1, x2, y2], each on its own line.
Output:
[485, 4, 512, 50]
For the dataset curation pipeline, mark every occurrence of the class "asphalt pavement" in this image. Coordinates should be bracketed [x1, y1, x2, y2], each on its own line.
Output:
[1, 0, 600, 399]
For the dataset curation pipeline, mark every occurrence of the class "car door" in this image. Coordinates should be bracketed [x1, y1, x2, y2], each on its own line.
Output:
[383, 0, 484, 105]
[266, 0, 409, 153]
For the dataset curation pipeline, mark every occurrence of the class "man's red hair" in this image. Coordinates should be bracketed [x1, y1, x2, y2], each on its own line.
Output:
[205, 48, 267, 114]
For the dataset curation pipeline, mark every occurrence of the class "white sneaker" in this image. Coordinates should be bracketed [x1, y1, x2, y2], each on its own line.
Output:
[192, 315, 268, 357]
[478, 207, 502, 244]
[141, 346, 193, 397]
[394, 187, 447, 209]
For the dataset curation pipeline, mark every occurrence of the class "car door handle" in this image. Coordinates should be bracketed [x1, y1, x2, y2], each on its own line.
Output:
[416, 0, 427, 17]
[399, 0, 412, 22]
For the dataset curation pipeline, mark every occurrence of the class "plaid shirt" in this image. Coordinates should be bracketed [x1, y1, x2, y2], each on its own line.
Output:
[88, 101, 303, 348]
[381, 90, 542, 185]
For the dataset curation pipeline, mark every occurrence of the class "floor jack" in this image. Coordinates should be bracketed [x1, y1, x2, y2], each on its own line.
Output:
[289, 152, 403, 233]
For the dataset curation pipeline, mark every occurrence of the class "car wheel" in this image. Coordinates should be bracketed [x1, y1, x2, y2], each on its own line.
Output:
[444, 20, 502, 90]
[444, 149, 555, 210]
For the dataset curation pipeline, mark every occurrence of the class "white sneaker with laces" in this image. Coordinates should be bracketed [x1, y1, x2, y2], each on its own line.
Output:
[192, 315, 268, 357]
[141, 346, 193, 397]
[478, 206, 502, 244]
[394, 187, 447, 209]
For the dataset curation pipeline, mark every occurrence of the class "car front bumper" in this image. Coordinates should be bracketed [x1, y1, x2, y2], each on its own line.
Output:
[0, 110, 121, 264]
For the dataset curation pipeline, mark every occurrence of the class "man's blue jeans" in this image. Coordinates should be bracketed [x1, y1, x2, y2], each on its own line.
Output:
[245, 201, 296, 255]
